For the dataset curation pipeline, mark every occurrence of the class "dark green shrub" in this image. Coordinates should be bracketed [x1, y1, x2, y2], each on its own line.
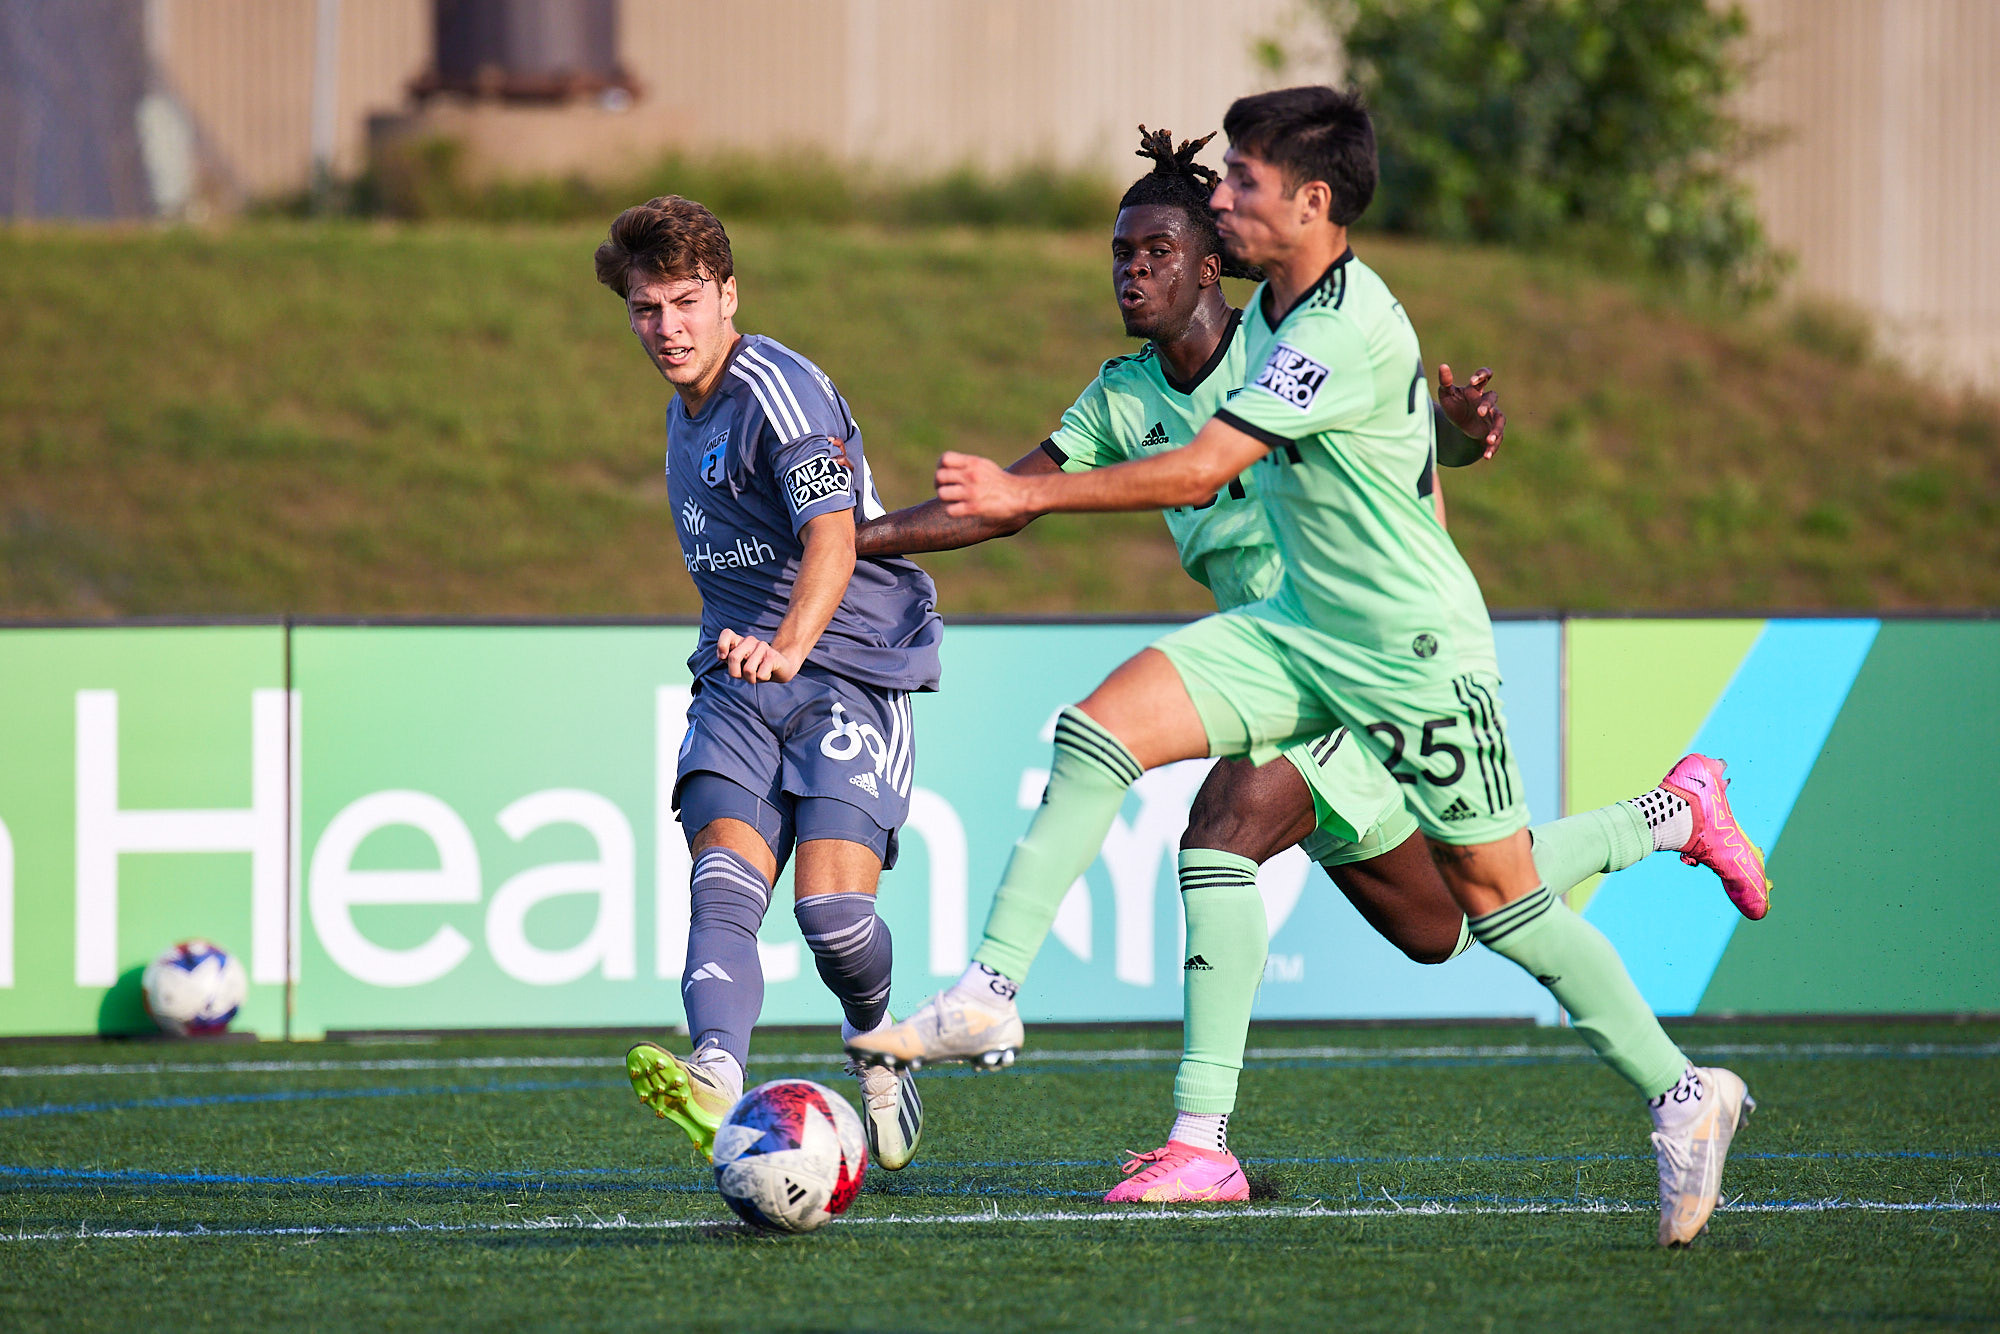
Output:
[1291, 0, 1783, 296]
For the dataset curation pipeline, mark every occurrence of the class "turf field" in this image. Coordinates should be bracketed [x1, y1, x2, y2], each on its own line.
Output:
[3, 1021, 1996, 1330]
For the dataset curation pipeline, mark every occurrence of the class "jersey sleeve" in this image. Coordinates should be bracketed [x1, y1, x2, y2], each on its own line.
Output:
[733, 343, 860, 533]
[1214, 311, 1375, 449]
[1043, 373, 1120, 473]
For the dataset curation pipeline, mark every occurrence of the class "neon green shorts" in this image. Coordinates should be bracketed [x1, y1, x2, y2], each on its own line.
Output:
[1276, 730, 1420, 865]
[1155, 607, 1528, 846]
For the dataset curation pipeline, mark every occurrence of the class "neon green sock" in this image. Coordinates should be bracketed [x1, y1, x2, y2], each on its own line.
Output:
[1173, 850, 1267, 1115]
[1468, 885, 1686, 1097]
[1446, 915, 1473, 960]
[972, 708, 1142, 983]
[1528, 801, 1651, 896]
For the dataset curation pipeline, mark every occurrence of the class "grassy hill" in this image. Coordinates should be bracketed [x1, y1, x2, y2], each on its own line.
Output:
[1, 221, 1994, 618]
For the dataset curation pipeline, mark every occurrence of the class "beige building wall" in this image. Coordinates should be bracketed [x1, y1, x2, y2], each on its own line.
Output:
[150, 0, 1311, 195]
[147, 0, 1999, 391]
[1735, 0, 2000, 391]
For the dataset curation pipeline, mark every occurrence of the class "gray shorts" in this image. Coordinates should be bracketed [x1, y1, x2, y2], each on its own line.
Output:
[673, 667, 915, 868]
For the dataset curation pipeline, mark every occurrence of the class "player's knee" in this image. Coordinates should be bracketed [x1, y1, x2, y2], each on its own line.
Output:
[1180, 800, 1268, 862]
[1400, 930, 1461, 966]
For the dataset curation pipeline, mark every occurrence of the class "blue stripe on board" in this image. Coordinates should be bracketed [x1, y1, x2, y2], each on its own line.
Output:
[1585, 618, 1881, 1013]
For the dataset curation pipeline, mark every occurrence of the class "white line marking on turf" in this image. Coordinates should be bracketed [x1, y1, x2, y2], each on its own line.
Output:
[3, 1198, 1996, 1243]
[3, 1040, 1995, 1080]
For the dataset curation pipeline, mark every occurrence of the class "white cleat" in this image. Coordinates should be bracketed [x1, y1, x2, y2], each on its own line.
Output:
[848, 1057, 923, 1170]
[843, 987, 1025, 1072]
[1653, 1065, 1755, 1247]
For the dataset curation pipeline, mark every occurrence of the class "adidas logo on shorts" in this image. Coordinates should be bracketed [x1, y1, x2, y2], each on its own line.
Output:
[1439, 797, 1479, 823]
[1140, 422, 1170, 450]
[849, 771, 879, 798]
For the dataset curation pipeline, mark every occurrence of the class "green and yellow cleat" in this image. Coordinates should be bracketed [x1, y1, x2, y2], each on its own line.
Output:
[626, 1041, 736, 1161]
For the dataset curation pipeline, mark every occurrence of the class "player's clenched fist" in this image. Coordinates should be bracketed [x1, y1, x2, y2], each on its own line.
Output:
[936, 450, 1032, 521]
[716, 628, 800, 683]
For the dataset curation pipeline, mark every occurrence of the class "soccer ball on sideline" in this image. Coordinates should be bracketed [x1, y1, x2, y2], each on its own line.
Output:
[140, 940, 248, 1037]
[712, 1079, 868, 1233]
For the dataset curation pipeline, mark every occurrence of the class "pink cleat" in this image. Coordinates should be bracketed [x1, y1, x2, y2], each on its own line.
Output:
[1103, 1142, 1249, 1203]
[1660, 754, 1771, 921]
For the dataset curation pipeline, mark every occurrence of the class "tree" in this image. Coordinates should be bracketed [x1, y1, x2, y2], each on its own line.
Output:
[1291, 0, 1781, 296]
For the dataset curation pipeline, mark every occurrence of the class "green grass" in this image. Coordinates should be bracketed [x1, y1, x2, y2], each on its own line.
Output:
[3, 1022, 1997, 1330]
[1, 221, 1996, 618]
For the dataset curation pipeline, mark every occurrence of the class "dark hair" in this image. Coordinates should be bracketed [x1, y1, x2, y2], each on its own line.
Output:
[1118, 126, 1261, 281]
[594, 195, 734, 298]
[1222, 86, 1377, 226]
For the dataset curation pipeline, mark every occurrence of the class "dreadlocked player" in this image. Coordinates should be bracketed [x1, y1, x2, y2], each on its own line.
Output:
[849, 127, 1769, 1207]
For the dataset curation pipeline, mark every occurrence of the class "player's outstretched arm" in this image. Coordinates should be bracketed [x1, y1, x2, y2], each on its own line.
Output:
[937, 419, 1265, 520]
[1434, 364, 1504, 464]
[855, 445, 1061, 558]
[717, 510, 855, 683]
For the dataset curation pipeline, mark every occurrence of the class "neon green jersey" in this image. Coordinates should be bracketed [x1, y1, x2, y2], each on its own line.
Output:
[1215, 249, 1496, 674]
[1044, 310, 1283, 611]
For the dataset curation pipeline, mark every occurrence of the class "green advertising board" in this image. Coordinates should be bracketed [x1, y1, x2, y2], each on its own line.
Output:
[2, 617, 1994, 1038]
[0, 626, 288, 1037]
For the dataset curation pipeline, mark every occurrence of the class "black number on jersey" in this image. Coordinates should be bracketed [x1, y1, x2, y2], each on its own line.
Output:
[1407, 358, 1425, 415]
[1262, 441, 1306, 468]
[1364, 718, 1467, 786]
[1175, 476, 1248, 514]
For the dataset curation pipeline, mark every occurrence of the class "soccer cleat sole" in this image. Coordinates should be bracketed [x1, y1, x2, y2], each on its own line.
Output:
[844, 1045, 1017, 1074]
[625, 1042, 722, 1161]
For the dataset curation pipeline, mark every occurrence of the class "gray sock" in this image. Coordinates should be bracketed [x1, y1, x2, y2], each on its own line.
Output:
[681, 847, 772, 1068]
[795, 891, 893, 1034]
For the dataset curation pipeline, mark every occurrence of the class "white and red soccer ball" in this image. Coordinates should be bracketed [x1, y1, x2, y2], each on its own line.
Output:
[141, 939, 247, 1036]
[712, 1079, 868, 1233]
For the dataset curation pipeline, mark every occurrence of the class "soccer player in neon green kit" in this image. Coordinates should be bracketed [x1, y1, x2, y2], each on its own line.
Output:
[854, 89, 1762, 1246]
[855, 125, 1763, 1205]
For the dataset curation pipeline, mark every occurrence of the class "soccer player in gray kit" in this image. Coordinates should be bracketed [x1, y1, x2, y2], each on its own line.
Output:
[596, 196, 936, 1168]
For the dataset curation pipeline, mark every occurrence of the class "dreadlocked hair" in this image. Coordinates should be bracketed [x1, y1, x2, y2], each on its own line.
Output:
[1119, 126, 1260, 280]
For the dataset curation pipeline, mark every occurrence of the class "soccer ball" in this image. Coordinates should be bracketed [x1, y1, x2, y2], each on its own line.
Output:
[141, 940, 248, 1036]
[712, 1079, 868, 1233]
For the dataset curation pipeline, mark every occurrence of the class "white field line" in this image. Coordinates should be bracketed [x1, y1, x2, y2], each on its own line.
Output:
[2, 1197, 1996, 1244]
[3, 1040, 1997, 1081]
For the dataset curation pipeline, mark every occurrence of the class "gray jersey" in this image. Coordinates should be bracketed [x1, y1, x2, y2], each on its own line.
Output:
[665, 335, 943, 692]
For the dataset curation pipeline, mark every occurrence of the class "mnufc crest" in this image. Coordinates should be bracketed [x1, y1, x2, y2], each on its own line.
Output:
[684, 536, 776, 573]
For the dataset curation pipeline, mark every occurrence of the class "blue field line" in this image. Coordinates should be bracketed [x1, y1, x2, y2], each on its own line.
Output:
[4, 1147, 1994, 1195]
[0, 1077, 618, 1120]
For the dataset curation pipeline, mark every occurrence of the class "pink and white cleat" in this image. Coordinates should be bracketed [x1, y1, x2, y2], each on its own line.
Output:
[1104, 1142, 1249, 1203]
[1660, 754, 1771, 920]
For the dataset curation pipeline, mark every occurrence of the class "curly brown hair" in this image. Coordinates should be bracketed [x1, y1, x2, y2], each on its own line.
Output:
[593, 195, 735, 299]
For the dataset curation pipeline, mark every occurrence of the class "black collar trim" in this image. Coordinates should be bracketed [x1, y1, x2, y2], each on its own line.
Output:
[1157, 307, 1243, 397]
[1262, 247, 1355, 328]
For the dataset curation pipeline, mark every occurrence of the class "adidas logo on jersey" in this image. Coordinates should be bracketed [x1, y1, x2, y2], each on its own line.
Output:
[1439, 797, 1479, 823]
[686, 961, 734, 983]
[1140, 422, 1170, 450]
[849, 771, 879, 798]
[1183, 954, 1214, 971]
[680, 498, 707, 535]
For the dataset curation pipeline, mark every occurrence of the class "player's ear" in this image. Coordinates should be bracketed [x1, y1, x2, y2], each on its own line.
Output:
[1297, 180, 1332, 227]
[1198, 249, 1222, 288]
[717, 275, 739, 322]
